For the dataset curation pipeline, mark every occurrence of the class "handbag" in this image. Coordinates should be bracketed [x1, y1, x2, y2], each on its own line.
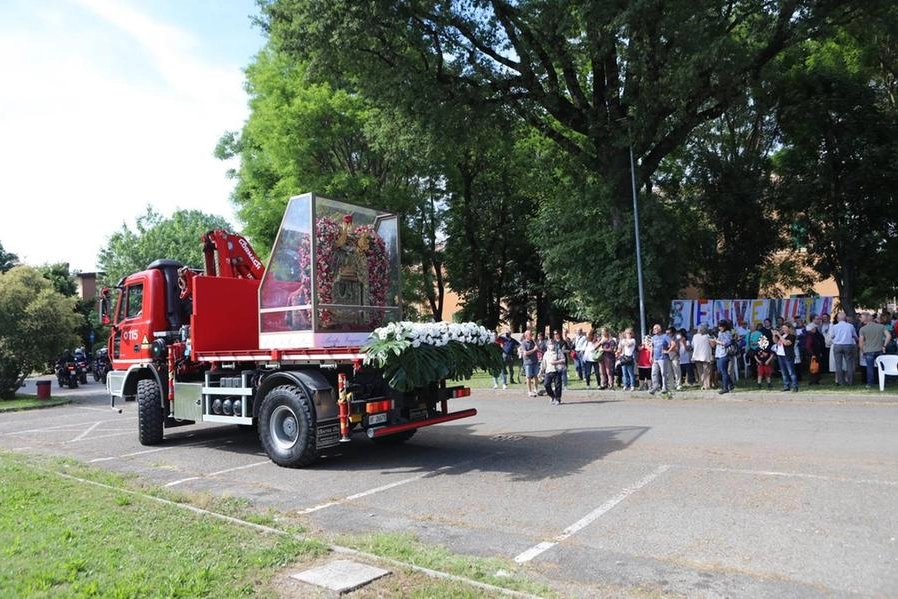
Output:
[619, 354, 634, 365]
[726, 343, 739, 357]
[809, 356, 820, 374]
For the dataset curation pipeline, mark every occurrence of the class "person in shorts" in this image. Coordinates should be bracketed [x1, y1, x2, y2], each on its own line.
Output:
[521, 330, 540, 397]
[754, 336, 775, 389]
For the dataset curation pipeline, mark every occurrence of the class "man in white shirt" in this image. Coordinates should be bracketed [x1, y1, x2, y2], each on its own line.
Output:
[574, 328, 590, 381]
[830, 312, 858, 386]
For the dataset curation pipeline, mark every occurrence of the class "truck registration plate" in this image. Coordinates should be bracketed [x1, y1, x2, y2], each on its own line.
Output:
[368, 413, 387, 426]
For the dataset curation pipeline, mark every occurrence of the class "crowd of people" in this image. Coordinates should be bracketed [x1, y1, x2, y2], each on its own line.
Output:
[493, 310, 896, 401]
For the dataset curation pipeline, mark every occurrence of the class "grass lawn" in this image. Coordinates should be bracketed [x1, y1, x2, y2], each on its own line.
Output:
[0, 395, 70, 412]
[0, 452, 326, 597]
[0, 452, 550, 597]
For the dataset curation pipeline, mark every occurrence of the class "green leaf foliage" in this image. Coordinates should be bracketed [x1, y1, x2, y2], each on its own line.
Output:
[0, 266, 81, 398]
[362, 322, 504, 392]
[773, 21, 898, 313]
[97, 207, 232, 286]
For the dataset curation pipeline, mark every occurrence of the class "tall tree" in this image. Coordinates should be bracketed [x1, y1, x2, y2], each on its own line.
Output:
[0, 266, 81, 398]
[442, 125, 544, 330]
[652, 93, 814, 299]
[774, 27, 898, 315]
[98, 207, 232, 286]
[261, 0, 862, 323]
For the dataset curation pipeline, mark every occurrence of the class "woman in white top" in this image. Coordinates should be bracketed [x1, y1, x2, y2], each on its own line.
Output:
[617, 328, 637, 391]
[691, 324, 713, 390]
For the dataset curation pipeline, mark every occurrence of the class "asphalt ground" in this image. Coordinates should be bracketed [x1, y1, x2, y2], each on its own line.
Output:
[3, 376, 897, 598]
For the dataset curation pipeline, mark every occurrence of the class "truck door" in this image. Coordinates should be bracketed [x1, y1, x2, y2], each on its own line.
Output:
[111, 277, 151, 364]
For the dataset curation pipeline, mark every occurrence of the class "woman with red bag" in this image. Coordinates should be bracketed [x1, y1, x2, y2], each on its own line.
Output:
[804, 322, 826, 385]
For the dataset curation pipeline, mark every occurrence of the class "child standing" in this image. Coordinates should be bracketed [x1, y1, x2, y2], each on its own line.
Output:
[754, 337, 775, 390]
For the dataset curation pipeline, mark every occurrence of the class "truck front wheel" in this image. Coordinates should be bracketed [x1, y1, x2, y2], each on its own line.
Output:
[137, 379, 165, 445]
[258, 385, 318, 468]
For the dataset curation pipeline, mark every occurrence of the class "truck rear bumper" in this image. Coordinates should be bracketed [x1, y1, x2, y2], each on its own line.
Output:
[366, 408, 477, 438]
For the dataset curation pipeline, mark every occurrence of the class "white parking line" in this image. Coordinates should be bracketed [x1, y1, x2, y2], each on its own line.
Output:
[514, 464, 670, 564]
[87, 440, 232, 464]
[65, 431, 133, 442]
[208, 460, 271, 477]
[164, 460, 272, 487]
[697, 465, 898, 487]
[166, 476, 200, 487]
[71, 421, 101, 442]
[297, 454, 501, 515]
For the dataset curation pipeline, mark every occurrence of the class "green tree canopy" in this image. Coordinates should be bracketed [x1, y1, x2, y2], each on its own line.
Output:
[259, 0, 869, 327]
[0, 266, 81, 398]
[36, 262, 79, 297]
[0, 242, 18, 273]
[774, 24, 898, 314]
[98, 207, 232, 286]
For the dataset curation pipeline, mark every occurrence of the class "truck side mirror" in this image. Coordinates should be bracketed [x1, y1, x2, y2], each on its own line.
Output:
[99, 288, 111, 326]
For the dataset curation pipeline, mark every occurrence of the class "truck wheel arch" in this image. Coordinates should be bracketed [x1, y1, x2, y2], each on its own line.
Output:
[253, 369, 338, 422]
[121, 365, 164, 405]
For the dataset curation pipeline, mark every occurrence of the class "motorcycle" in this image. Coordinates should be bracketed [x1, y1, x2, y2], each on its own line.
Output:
[92, 348, 110, 384]
[55, 359, 79, 389]
[74, 351, 90, 384]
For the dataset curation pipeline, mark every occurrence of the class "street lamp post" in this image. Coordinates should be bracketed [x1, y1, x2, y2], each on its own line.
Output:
[628, 135, 647, 341]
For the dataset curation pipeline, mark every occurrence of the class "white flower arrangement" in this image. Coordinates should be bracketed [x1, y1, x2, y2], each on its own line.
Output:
[373, 321, 495, 347]
[362, 321, 502, 392]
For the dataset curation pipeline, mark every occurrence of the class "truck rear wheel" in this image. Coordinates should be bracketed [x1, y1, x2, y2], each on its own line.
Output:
[137, 379, 165, 445]
[258, 384, 318, 468]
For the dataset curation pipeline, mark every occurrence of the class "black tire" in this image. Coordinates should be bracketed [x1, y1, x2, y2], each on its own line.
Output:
[137, 379, 165, 445]
[258, 384, 318, 468]
[93, 371, 100, 382]
[68, 379, 78, 389]
[79, 374, 87, 384]
[100, 373, 108, 385]
[371, 429, 417, 445]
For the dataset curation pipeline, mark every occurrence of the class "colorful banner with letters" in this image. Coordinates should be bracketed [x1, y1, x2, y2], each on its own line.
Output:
[669, 298, 834, 330]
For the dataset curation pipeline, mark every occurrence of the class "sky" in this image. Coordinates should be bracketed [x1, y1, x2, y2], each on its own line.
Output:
[0, 0, 266, 272]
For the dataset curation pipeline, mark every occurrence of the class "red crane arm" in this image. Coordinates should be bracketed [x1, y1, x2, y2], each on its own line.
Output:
[179, 231, 265, 300]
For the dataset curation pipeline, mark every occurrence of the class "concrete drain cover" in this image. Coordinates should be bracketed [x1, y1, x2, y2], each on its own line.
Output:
[490, 434, 524, 442]
[290, 559, 390, 593]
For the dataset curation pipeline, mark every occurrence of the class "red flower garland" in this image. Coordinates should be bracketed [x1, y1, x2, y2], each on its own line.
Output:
[294, 216, 391, 329]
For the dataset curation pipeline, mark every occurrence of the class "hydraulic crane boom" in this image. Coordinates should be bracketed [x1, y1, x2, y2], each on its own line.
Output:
[178, 230, 265, 300]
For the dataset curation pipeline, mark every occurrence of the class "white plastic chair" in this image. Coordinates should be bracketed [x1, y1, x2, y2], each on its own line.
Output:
[875, 355, 898, 391]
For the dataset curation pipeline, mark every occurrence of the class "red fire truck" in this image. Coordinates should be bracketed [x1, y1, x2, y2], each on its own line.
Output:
[102, 194, 475, 468]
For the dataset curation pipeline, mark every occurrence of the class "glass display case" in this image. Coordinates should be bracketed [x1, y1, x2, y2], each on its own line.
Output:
[259, 193, 401, 348]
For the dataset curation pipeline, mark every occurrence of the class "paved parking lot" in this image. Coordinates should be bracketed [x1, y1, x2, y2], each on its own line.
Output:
[3, 378, 898, 597]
